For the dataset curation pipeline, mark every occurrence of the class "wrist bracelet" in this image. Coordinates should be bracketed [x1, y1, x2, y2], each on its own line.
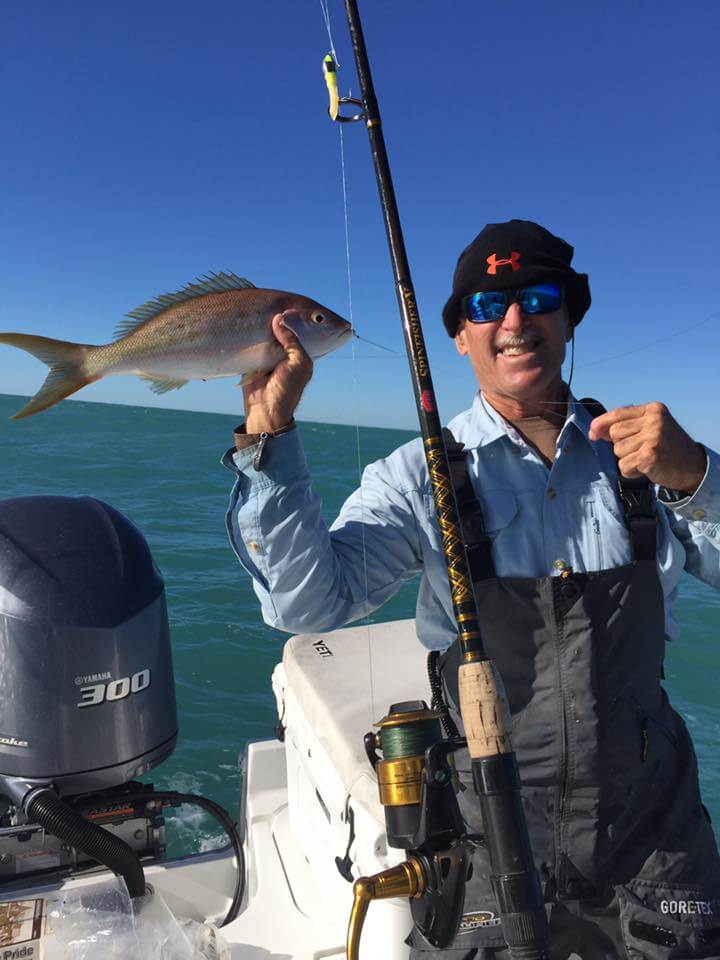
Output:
[233, 419, 296, 470]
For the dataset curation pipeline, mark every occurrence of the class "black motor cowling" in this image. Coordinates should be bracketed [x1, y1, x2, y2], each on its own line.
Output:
[0, 495, 178, 797]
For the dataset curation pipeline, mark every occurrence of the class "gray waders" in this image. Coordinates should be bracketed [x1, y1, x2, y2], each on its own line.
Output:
[407, 424, 720, 960]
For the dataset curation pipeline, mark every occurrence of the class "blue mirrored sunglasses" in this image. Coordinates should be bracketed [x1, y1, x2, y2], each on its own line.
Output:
[462, 283, 563, 323]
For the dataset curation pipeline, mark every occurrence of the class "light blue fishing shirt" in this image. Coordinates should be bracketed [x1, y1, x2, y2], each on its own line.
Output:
[222, 393, 720, 650]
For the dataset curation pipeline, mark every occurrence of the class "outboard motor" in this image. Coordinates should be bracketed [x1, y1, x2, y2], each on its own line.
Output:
[0, 495, 178, 895]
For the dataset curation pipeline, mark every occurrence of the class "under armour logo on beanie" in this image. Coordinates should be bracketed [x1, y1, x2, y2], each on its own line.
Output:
[486, 252, 522, 275]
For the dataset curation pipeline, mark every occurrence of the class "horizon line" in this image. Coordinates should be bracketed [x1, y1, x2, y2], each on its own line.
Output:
[0, 392, 419, 436]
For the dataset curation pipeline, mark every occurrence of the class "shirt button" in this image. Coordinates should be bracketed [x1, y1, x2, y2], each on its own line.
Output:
[692, 509, 706, 520]
[547, 487, 556, 499]
[564, 445, 571, 453]
[247, 540, 262, 553]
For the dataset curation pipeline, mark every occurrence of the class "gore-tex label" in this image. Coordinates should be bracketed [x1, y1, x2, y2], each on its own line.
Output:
[660, 899, 714, 916]
[0, 899, 44, 958]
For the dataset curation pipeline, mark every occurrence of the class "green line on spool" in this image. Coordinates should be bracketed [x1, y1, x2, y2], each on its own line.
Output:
[381, 719, 442, 760]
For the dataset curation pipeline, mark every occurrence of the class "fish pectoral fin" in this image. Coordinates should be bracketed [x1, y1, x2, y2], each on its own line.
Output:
[239, 370, 270, 388]
[140, 375, 189, 395]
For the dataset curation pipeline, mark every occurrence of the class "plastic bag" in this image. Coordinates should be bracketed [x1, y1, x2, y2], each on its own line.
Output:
[43, 876, 230, 960]
[178, 918, 231, 960]
[134, 887, 202, 958]
[45, 879, 141, 959]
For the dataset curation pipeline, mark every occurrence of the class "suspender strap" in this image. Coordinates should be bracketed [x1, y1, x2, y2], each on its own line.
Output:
[579, 397, 658, 563]
[617, 476, 658, 563]
[442, 427, 496, 581]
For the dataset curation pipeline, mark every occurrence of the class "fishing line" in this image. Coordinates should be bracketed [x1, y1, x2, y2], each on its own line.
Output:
[566, 329, 575, 396]
[456, 306, 720, 414]
[319, 0, 340, 64]
[354, 333, 398, 354]
[321, 0, 377, 727]
[577, 309, 720, 369]
[328, 353, 398, 359]
[342, 134, 378, 731]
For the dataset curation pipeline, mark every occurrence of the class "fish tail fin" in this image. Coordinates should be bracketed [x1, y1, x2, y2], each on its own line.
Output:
[0, 333, 98, 419]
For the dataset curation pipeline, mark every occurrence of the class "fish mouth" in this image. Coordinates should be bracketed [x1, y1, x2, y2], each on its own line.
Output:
[335, 324, 354, 345]
[311, 325, 354, 358]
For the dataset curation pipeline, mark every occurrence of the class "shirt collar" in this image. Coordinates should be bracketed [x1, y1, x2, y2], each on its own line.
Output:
[466, 392, 509, 448]
[562, 395, 603, 457]
[465, 390, 603, 457]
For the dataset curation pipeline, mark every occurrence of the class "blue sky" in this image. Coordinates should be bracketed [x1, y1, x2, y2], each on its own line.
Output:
[2, 1, 719, 444]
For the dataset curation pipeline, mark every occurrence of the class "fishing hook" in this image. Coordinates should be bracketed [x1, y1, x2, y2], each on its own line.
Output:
[323, 54, 364, 122]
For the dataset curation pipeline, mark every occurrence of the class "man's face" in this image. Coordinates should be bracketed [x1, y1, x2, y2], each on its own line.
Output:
[454, 296, 571, 403]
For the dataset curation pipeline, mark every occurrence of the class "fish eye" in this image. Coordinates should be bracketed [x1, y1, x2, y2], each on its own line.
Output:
[311, 312, 326, 324]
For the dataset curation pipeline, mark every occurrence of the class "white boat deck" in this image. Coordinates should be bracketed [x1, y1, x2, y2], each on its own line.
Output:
[0, 620, 427, 959]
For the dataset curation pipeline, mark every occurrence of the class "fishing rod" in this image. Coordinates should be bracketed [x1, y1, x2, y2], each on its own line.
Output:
[324, 4, 550, 958]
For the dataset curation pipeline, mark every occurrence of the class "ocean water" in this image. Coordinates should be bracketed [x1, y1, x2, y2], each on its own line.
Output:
[0, 393, 718, 852]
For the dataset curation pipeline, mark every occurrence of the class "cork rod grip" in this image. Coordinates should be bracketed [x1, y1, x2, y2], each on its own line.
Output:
[458, 660, 513, 758]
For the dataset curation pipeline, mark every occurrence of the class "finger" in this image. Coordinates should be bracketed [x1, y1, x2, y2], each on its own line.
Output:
[241, 372, 271, 403]
[271, 313, 297, 351]
[617, 453, 645, 479]
[611, 434, 645, 459]
[588, 404, 645, 441]
[608, 418, 644, 443]
[272, 313, 311, 363]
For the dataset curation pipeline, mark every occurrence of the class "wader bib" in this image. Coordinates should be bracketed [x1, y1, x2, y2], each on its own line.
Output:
[408, 425, 720, 960]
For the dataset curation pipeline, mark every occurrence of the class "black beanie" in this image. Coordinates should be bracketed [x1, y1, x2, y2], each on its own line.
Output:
[442, 219, 591, 336]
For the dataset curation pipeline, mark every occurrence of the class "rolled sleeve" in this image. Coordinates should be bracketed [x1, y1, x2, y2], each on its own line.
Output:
[661, 446, 720, 590]
[659, 446, 720, 524]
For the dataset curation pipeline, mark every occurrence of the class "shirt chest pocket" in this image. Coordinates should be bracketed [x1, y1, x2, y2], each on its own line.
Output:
[423, 489, 518, 543]
[584, 481, 633, 571]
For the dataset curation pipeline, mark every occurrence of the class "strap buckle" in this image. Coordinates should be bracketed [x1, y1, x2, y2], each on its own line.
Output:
[617, 476, 655, 521]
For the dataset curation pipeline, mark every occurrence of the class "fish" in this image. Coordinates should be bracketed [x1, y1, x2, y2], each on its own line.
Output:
[0, 272, 353, 419]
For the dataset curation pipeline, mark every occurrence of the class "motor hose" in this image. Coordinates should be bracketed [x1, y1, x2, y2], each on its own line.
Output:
[26, 788, 145, 898]
[81, 790, 246, 927]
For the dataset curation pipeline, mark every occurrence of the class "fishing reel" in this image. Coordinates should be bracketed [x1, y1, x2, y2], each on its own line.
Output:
[347, 700, 481, 959]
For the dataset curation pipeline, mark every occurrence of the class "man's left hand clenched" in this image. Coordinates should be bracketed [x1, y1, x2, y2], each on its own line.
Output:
[589, 402, 707, 496]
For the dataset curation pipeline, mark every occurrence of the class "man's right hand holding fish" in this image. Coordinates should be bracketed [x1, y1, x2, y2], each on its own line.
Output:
[241, 316, 314, 436]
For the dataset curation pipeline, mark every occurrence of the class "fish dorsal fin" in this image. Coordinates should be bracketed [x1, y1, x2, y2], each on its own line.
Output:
[114, 272, 256, 340]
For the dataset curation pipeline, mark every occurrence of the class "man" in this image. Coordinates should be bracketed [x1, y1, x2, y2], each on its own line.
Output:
[224, 220, 720, 958]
